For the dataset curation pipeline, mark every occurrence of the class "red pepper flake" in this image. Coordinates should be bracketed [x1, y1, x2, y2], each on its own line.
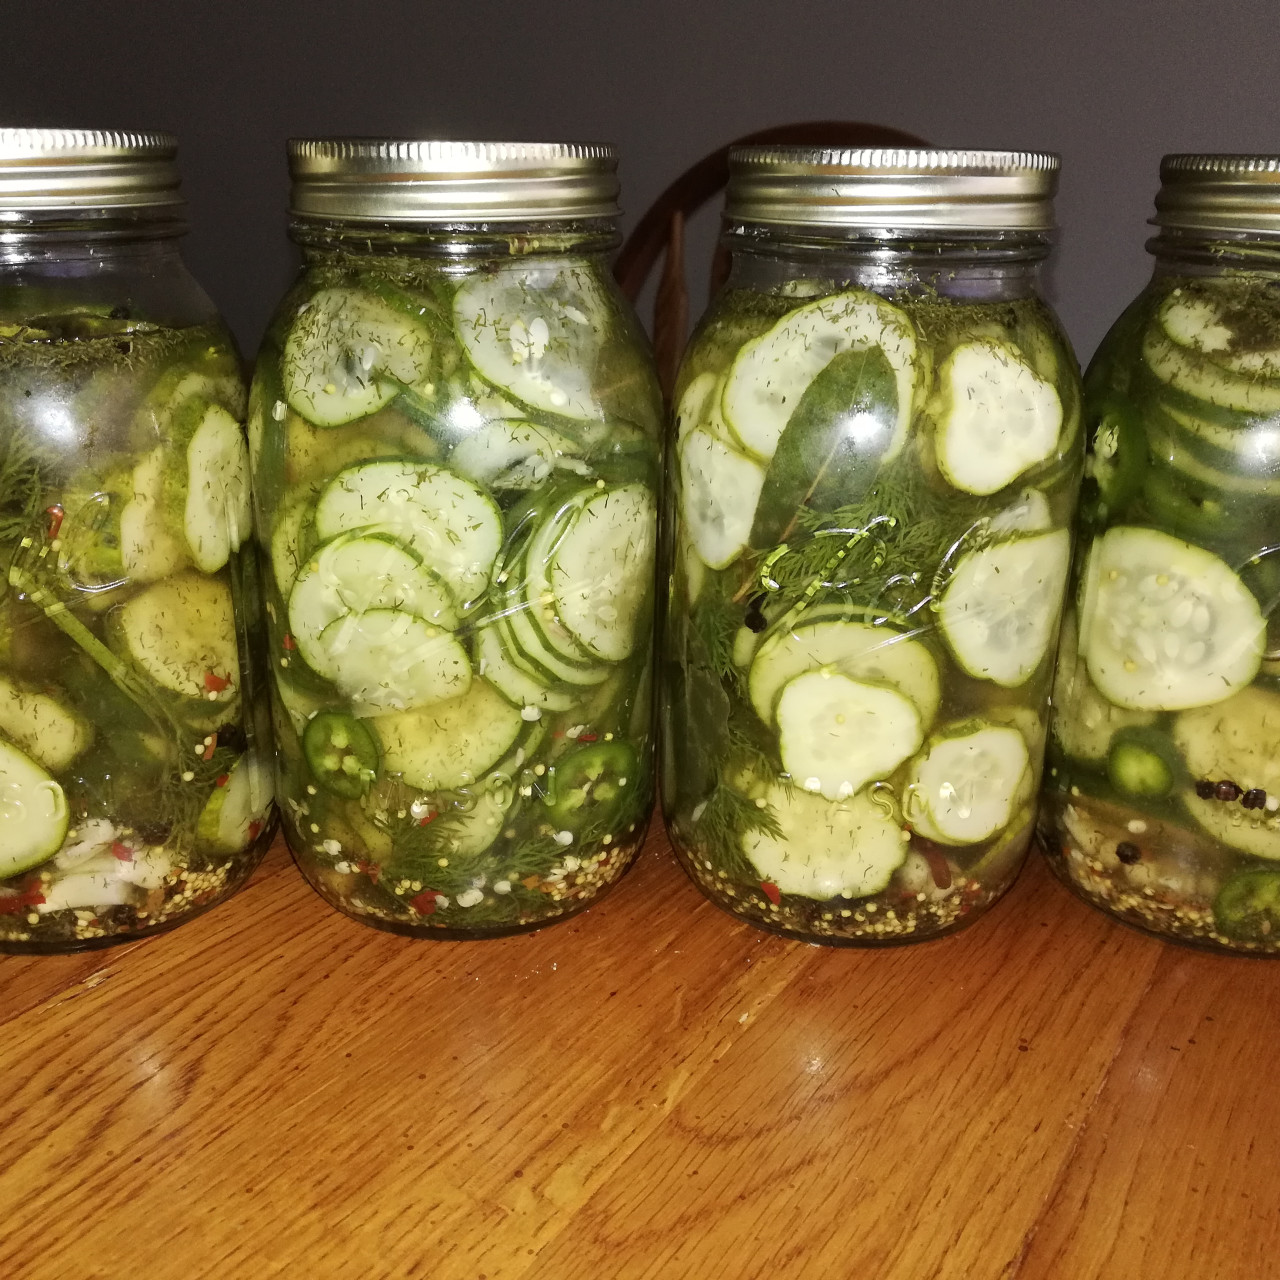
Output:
[215, 773, 230, 788]
[410, 890, 440, 915]
[0, 888, 45, 913]
[45, 504, 64, 540]
[282, 633, 297, 651]
[203, 670, 232, 694]
[248, 820, 263, 843]
[202, 733, 218, 761]
[761, 880, 781, 905]
[522, 874, 542, 890]
[110, 841, 133, 862]
[578, 733, 598, 743]
[417, 810, 438, 826]
[355, 860, 381, 883]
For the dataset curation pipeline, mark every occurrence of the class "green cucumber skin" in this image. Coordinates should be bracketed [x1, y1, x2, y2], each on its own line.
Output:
[251, 245, 660, 935]
[662, 279, 1082, 940]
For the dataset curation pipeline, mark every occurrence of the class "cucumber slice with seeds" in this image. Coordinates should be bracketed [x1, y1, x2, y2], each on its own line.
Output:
[742, 781, 907, 900]
[0, 740, 69, 877]
[112, 573, 240, 705]
[550, 483, 655, 663]
[283, 287, 433, 427]
[182, 401, 252, 574]
[373, 680, 523, 790]
[679, 428, 765, 570]
[453, 259, 609, 421]
[288, 531, 459, 680]
[0, 676, 92, 773]
[937, 529, 1070, 688]
[476, 622, 575, 712]
[449, 419, 584, 489]
[722, 289, 921, 461]
[317, 610, 470, 713]
[748, 616, 940, 728]
[313, 460, 502, 609]
[1078, 526, 1264, 711]
[934, 340, 1062, 496]
[776, 671, 922, 801]
[906, 723, 1031, 846]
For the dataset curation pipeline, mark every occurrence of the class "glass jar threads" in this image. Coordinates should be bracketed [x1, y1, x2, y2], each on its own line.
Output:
[1043, 154, 1280, 953]
[662, 148, 1082, 944]
[0, 129, 273, 952]
[252, 140, 662, 937]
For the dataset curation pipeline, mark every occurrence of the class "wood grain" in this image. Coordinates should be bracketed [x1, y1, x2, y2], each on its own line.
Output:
[0, 823, 1277, 1280]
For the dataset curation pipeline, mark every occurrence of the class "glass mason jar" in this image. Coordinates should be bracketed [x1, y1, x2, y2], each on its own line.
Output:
[1043, 155, 1280, 954]
[252, 140, 661, 938]
[0, 130, 274, 953]
[662, 148, 1083, 944]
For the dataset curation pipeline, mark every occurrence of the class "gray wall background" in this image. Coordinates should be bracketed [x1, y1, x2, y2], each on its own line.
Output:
[4, 0, 1279, 364]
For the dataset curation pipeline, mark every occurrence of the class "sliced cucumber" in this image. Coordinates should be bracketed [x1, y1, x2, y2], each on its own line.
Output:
[906, 723, 1031, 845]
[449, 419, 584, 489]
[1144, 320, 1280, 415]
[197, 752, 273, 853]
[270, 487, 319, 597]
[1050, 611, 1155, 763]
[748, 616, 939, 728]
[182, 401, 252, 574]
[938, 529, 1070, 688]
[674, 371, 718, 444]
[313, 460, 502, 608]
[1078, 526, 1264, 711]
[0, 740, 69, 877]
[283, 287, 433, 427]
[777, 671, 922, 801]
[988, 487, 1053, 537]
[549, 484, 655, 663]
[112, 573, 239, 705]
[1174, 685, 1280, 859]
[120, 447, 189, 583]
[934, 340, 1062, 496]
[741, 781, 907, 900]
[679, 428, 765, 569]
[1160, 288, 1280, 381]
[373, 680, 524, 790]
[722, 290, 921, 461]
[453, 259, 609, 420]
[316, 609, 470, 713]
[476, 622, 575, 712]
[288, 531, 459, 679]
[0, 676, 92, 773]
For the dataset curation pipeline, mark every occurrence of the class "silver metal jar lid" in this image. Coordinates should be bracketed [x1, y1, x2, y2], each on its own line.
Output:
[288, 139, 620, 222]
[1153, 154, 1280, 234]
[726, 147, 1059, 230]
[0, 129, 181, 210]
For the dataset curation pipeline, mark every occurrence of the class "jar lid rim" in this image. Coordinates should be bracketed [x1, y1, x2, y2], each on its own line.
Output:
[725, 147, 1059, 230]
[1154, 154, 1280, 233]
[0, 128, 183, 210]
[288, 137, 620, 222]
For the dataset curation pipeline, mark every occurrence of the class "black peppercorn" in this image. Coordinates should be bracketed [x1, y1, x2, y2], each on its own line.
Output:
[1115, 841, 1142, 864]
[1195, 779, 1216, 800]
[1242, 788, 1268, 811]
[1215, 780, 1242, 802]
[744, 594, 768, 634]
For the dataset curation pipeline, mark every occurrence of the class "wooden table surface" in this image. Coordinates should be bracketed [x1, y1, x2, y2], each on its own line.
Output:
[1, 817, 1277, 1280]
